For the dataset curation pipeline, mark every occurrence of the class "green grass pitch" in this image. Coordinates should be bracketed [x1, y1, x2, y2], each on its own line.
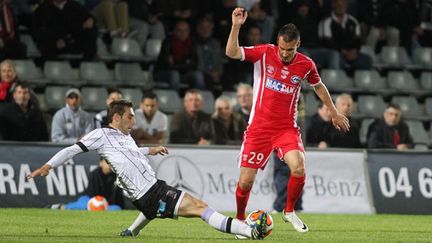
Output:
[1, 208, 431, 242]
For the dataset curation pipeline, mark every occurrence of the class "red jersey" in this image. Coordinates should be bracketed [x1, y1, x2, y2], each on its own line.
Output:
[241, 44, 321, 130]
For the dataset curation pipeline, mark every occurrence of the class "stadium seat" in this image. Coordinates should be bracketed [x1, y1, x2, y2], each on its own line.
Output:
[405, 120, 429, 145]
[378, 46, 411, 67]
[119, 88, 142, 108]
[304, 91, 319, 116]
[111, 38, 144, 60]
[44, 61, 81, 85]
[19, 34, 41, 58]
[153, 89, 182, 114]
[357, 95, 386, 118]
[44, 86, 71, 111]
[387, 71, 420, 92]
[391, 96, 422, 117]
[80, 87, 108, 111]
[96, 37, 110, 59]
[420, 72, 432, 90]
[115, 63, 152, 89]
[320, 69, 354, 91]
[354, 70, 387, 91]
[424, 97, 432, 116]
[144, 39, 162, 61]
[201, 90, 215, 114]
[13, 59, 48, 85]
[360, 45, 376, 63]
[80, 62, 115, 85]
[359, 118, 375, 145]
[413, 47, 432, 69]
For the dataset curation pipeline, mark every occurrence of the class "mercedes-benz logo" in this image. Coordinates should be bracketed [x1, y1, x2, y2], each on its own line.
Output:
[155, 155, 205, 199]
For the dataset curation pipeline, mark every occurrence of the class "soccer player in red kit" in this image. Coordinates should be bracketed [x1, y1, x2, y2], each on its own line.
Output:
[226, 8, 350, 235]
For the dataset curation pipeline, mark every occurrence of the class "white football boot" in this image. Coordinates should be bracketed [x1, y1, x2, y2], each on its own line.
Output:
[282, 210, 308, 233]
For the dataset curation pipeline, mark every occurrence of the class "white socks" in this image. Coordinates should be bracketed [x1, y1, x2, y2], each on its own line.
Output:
[128, 212, 151, 236]
[200, 207, 251, 238]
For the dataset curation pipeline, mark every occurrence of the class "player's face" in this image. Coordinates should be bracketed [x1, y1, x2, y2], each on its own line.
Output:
[119, 107, 135, 134]
[1, 63, 16, 83]
[106, 92, 122, 106]
[141, 98, 158, 117]
[384, 107, 401, 127]
[277, 36, 300, 63]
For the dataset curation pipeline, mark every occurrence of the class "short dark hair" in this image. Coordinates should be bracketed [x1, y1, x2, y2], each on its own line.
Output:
[277, 23, 300, 42]
[142, 91, 158, 101]
[107, 88, 123, 96]
[13, 82, 30, 93]
[386, 103, 401, 111]
[107, 100, 133, 123]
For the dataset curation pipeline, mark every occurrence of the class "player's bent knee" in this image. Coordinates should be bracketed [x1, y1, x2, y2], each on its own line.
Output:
[238, 180, 254, 191]
[292, 167, 305, 176]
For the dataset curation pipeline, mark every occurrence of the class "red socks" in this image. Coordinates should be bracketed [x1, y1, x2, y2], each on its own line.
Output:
[285, 175, 305, 212]
[235, 184, 251, 220]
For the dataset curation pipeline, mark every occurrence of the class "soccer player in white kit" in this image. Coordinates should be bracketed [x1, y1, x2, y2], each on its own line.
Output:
[27, 100, 267, 240]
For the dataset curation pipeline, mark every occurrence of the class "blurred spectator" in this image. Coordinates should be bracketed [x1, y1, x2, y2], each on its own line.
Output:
[164, 0, 199, 32]
[416, 0, 432, 47]
[211, 96, 246, 145]
[94, 89, 123, 128]
[358, 0, 399, 51]
[51, 88, 94, 143]
[0, 83, 48, 141]
[127, 0, 165, 49]
[380, 0, 421, 54]
[246, 1, 275, 43]
[0, 0, 26, 60]
[169, 89, 213, 144]
[318, 0, 372, 70]
[305, 102, 331, 148]
[131, 91, 168, 145]
[32, 0, 98, 60]
[235, 83, 253, 123]
[85, 0, 129, 37]
[0, 59, 18, 103]
[292, 0, 340, 69]
[154, 20, 205, 91]
[367, 103, 413, 150]
[323, 93, 361, 148]
[196, 17, 224, 95]
[49, 157, 124, 210]
[213, 0, 236, 45]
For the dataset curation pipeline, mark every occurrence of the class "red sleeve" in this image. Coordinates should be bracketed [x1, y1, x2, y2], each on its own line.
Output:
[306, 61, 321, 86]
[241, 44, 268, 62]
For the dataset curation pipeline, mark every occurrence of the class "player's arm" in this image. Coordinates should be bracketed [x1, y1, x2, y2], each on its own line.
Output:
[139, 146, 168, 156]
[27, 144, 84, 179]
[313, 82, 350, 132]
[225, 8, 248, 60]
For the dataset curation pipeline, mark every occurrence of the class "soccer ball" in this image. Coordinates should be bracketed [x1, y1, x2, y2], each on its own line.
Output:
[246, 210, 274, 237]
[87, 195, 109, 211]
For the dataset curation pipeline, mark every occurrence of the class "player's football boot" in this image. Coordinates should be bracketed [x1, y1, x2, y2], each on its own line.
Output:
[282, 210, 308, 233]
[119, 229, 134, 237]
[250, 212, 267, 240]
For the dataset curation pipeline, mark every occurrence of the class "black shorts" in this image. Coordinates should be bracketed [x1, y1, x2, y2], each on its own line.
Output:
[133, 180, 184, 220]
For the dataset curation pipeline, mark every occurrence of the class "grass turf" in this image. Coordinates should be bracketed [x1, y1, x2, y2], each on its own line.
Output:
[0, 208, 431, 242]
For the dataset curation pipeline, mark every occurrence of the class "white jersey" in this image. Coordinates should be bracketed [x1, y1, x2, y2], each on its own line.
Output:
[133, 109, 168, 135]
[47, 127, 157, 201]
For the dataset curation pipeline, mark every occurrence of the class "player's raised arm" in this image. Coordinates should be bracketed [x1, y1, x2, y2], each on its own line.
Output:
[313, 82, 350, 132]
[226, 8, 248, 59]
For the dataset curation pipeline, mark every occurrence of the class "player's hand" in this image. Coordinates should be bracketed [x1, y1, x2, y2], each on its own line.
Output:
[232, 8, 248, 26]
[149, 146, 168, 156]
[27, 164, 52, 180]
[331, 112, 350, 132]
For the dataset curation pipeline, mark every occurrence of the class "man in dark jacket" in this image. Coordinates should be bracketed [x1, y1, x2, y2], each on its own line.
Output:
[32, 0, 97, 60]
[367, 103, 413, 150]
[0, 83, 48, 141]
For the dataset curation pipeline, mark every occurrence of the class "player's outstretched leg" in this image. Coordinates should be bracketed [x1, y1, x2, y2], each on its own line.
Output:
[180, 193, 265, 240]
[120, 212, 151, 237]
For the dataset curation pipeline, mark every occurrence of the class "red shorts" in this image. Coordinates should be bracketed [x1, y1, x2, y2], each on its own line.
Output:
[239, 127, 304, 169]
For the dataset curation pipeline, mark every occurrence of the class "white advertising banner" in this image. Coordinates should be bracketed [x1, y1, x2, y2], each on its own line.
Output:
[148, 147, 276, 212]
[303, 151, 373, 214]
